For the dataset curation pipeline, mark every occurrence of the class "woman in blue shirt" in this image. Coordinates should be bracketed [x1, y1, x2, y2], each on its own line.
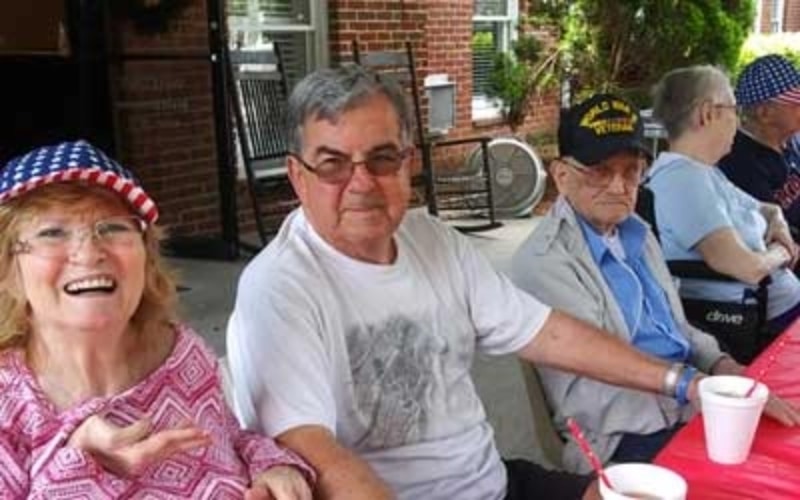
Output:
[648, 65, 800, 360]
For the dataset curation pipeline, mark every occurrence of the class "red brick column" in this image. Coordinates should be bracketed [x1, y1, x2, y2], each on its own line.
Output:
[785, 0, 800, 31]
[109, 0, 221, 239]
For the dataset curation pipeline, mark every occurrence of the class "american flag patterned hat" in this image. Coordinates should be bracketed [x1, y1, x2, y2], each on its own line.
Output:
[735, 54, 800, 106]
[0, 140, 158, 223]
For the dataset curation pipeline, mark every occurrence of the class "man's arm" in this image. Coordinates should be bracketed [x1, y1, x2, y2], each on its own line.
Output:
[277, 425, 394, 500]
[518, 310, 673, 395]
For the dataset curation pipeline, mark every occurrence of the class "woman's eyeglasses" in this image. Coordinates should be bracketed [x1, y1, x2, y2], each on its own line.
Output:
[712, 103, 741, 114]
[13, 216, 147, 258]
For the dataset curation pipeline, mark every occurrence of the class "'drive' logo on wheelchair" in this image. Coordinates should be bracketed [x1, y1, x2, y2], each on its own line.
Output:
[706, 309, 745, 326]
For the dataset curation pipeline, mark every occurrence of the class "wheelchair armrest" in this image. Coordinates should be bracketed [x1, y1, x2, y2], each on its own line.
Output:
[667, 260, 736, 282]
[667, 260, 772, 288]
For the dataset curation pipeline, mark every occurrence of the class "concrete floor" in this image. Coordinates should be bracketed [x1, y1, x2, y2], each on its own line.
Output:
[168, 215, 548, 463]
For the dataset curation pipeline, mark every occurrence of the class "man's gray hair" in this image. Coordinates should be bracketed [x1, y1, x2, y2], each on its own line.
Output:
[651, 65, 731, 140]
[739, 101, 769, 128]
[286, 64, 414, 153]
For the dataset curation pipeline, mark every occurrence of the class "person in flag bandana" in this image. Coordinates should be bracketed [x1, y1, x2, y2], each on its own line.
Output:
[718, 54, 800, 241]
[0, 140, 314, 499]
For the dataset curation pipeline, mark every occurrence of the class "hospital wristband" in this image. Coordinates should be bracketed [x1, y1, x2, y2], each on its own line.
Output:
[675, 365, 698, 406]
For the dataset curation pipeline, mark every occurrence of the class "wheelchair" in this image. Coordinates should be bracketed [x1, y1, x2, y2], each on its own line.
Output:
[636, 185, 776, 364]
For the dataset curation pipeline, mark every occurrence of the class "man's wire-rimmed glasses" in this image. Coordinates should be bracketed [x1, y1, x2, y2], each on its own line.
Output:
[290, 147, 413, 184]
[13, 215, 147, 259]
[561, 156, 646, 189]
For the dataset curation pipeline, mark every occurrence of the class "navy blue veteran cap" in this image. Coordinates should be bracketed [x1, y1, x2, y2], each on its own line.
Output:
[558, 93, 649, 166]
[735, 54, 800, 106]
[0, 140, 158, 223]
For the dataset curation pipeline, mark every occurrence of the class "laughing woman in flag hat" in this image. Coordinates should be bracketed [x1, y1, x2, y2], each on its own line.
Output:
[0, 141, 313, 499]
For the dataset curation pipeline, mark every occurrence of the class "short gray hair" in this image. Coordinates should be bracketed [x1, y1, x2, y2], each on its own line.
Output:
[651, 65, 732, 139]
[286, 64, 414, 153]
[739, 101, 770, 128]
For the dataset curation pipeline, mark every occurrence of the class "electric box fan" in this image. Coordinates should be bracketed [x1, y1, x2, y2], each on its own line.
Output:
[465, 138, 547, 218]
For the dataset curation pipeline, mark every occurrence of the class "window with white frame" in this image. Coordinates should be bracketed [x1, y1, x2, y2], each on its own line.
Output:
[227, 1, 327, 177]
[472, 0, 518, 120]
[227, 0, 328, 88]
[770, 0, 785, 32]
[754, 0, 763, 32]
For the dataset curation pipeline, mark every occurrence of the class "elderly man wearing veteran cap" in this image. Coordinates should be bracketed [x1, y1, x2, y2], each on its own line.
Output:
[718, 54, 800, 239]
[511, 94, 800, 473]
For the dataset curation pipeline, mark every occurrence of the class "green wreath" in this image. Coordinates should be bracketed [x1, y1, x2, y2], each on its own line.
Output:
[111, 0, 192, 34]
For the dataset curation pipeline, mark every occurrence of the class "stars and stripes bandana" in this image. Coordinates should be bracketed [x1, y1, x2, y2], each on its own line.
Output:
[735, 54, 800, 106]
[0, 140, 158, 223]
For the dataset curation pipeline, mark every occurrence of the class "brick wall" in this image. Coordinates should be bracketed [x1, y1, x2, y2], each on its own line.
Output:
[109, 0, 222, 240]
[108, 1, 800, 243]
[109, 0, 562, 244]
[425, 0, 471, 151]
[760, 0, 800, 32]
[786, 0, 800, 31]
[760, 0, 773, 32]
[425, 0, 558, 158]
[328, 0, 427, 62]
[327, 0, 429, 179]
[328, 0, 560, 170]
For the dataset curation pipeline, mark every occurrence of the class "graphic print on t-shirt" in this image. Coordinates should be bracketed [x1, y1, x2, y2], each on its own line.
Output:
[773, 170, 800, 210]
[345, 314, 455, 449]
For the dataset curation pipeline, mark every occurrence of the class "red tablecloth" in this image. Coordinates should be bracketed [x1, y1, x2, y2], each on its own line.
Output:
[654, 320, 800, 499]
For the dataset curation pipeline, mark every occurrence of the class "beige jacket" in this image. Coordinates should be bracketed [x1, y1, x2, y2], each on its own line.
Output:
[511, 197, 725, 473]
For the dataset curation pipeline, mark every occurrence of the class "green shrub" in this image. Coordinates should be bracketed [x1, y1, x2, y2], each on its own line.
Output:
[484, 1, 758, 128]
[486, 35, 548, 129]
[526, 0, 755, 105]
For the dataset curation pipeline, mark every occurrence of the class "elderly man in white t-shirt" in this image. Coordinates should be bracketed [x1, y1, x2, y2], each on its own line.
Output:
[226, 65, 712, 500]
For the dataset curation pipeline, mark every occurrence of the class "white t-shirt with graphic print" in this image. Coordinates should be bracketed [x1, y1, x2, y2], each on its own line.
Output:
[227, 208, 550, 500]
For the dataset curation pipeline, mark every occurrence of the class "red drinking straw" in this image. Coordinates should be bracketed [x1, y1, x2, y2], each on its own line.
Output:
[744, 377, 760, 398]
[566, 417, 614, 491]
[744, 349, 781, 397]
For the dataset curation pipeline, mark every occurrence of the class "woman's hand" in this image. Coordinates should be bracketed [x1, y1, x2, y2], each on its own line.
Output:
[765, 211, 798, 267]
[767, 241, 796, 269]
[764, 394, 800, 426]
[245, 465, 313, 500]
[710, 355, 745, 376]
[68, 415, 211, 476]
[708, 355, 800, 425]
[581, 479, 602, 500]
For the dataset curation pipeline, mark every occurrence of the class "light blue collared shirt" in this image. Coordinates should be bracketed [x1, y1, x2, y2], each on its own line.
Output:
[577, 215, 690, 362]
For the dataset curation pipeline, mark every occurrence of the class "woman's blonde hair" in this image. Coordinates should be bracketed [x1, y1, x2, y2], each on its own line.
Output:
[0, 182, 178, 352]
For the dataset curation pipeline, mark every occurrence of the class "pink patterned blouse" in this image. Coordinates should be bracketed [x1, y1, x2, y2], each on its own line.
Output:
[0, 323, 314, 499]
